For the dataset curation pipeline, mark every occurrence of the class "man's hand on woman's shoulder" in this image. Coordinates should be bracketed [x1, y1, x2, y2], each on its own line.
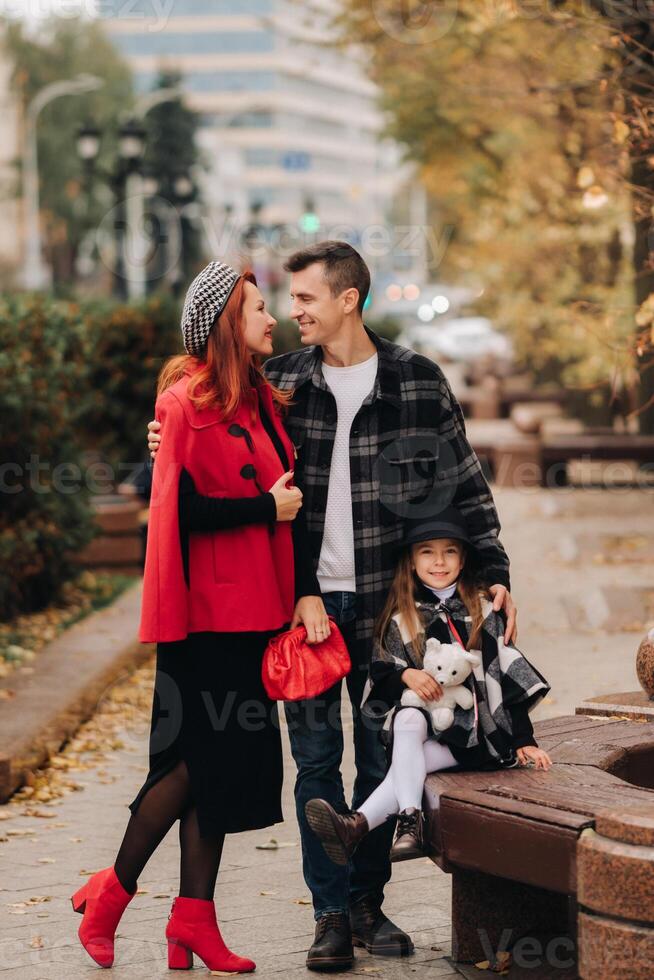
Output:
[147, 419, 161, 460]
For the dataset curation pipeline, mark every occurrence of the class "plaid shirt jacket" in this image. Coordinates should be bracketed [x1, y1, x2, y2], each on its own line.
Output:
[264, 328, 510, 656]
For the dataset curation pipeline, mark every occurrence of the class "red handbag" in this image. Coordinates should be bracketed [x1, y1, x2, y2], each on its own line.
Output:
[262, 618, 351, 701]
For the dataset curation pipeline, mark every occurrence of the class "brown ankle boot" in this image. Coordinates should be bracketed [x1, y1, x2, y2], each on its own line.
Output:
[305, 799, 369, 866]
[390, 808, 426, 862]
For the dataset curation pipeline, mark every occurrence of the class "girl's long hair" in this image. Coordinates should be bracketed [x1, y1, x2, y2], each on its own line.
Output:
[375, 544, 491, 661]
[157, 269, 292, 419]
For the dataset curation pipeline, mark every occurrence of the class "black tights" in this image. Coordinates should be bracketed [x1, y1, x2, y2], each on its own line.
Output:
[114, 761, 224, 900]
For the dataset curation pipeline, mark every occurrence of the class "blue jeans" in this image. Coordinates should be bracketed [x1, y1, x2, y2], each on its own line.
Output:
[284, 592, 394, 920]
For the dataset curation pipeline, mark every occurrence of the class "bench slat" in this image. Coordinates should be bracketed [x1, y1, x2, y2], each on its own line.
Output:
[439, 799, 579, 893]
[484, 782, 654, 816]
[535, 714, 622, 732]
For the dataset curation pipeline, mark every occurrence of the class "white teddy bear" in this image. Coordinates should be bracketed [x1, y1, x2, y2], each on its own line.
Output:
[400, 637, 481, 731]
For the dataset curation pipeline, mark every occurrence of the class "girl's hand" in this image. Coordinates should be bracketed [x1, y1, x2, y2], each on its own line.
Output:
[269, 471, 303, 521]
[516, 745, 552, 770]
[402, 668, 443, 702]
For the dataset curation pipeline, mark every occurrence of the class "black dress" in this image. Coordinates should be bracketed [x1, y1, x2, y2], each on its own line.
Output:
[129, 397, 320, 838]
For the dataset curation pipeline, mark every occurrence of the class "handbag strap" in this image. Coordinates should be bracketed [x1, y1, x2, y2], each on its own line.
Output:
[444, 612, 479, 734]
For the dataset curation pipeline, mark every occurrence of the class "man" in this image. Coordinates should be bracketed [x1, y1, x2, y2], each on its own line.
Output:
[148, 242, 517, 971]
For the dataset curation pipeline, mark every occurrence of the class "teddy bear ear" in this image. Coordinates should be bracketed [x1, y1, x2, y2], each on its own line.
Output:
[463, 651, 482, 667]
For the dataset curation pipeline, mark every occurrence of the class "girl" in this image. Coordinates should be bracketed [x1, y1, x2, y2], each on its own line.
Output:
[305, 505, 551, 865]
[70, 262, 327, 973]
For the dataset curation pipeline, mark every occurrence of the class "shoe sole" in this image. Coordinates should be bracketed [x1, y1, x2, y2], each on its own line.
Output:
[305, 800, 350, 866]
[306, 955, 355, 971]
[352, 935, 415, 957]
[390, 846, 427, 863]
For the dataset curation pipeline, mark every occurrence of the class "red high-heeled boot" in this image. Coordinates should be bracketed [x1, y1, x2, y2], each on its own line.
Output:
[71, 866, 135, 968]
[165, 896, 256, 972]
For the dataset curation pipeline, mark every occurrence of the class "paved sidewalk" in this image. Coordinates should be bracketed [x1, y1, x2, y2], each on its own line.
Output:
[0, 663, 455, 979]
[1, 486, 653, 978]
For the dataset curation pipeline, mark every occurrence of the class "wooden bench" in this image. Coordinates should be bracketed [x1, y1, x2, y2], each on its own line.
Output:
[466, 422, 654, 489]
[541, 432, 654, 487]
[423, 713, 654, 977]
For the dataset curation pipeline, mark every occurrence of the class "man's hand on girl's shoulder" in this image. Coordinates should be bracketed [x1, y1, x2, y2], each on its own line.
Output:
[401, 668, 443, 701]
[516, 745, 552, 770]
[489, 584, 518, 645]
[148, 419, 161, 459]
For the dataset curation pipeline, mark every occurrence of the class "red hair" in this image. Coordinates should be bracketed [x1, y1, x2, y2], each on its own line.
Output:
[158, 269, 292, 418]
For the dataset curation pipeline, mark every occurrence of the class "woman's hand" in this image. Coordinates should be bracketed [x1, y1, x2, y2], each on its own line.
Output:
[148, 419, 161, 460]
[401, 668, 443, 702]
[269, 471, 302, 521]
[516, 745, 552, 770]
[291, 596, 331, 645]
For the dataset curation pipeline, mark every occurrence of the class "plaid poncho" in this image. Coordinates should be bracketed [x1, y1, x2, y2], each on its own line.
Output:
[362, 582, 550, 765]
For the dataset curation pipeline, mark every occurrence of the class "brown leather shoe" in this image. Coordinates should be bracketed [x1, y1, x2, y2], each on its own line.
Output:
[305, 799, 369, 866]
[390, 808, 426, 862]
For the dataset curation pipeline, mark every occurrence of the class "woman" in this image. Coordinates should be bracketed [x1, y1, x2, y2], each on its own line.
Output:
[71, 262, 327, 973]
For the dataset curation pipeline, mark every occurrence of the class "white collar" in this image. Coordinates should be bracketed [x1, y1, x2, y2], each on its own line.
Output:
[423, 580, 458, 603]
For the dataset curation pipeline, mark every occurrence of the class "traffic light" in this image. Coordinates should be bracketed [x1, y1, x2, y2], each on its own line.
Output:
[299, 210, 320, 234]
[299, 198, 320, 234]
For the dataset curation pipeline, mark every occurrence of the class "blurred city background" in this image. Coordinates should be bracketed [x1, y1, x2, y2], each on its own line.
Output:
[1, 4, 654, 975]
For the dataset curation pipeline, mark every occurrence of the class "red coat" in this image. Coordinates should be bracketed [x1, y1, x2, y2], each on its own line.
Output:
[139, 370, 296, 642]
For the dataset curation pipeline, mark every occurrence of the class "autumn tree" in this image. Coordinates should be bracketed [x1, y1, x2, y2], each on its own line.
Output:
[336, 1, 653, 429]
[6, 18, 133, 289]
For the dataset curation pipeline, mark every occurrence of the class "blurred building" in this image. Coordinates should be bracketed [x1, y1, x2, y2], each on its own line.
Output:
[100, 0, 403, 286]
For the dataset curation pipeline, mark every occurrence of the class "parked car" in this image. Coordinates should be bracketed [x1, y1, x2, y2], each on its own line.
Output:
[398, 317, 514, 365]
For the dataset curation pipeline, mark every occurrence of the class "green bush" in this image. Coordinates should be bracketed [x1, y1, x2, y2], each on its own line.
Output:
[80, 293, 182, 471]
[0, 296, 96, 619]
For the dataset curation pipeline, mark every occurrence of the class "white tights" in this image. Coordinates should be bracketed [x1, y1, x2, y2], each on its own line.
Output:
[358, 708, 457, 830]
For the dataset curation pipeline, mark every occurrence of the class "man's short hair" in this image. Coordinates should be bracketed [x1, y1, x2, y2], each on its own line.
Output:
[284, 241, 371, 315]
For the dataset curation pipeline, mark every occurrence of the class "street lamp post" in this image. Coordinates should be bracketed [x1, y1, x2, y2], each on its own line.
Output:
[76, 87, 184, 300]
[22, 73, 103, 291]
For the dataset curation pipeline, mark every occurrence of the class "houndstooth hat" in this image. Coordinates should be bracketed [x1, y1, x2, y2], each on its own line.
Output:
[181, 261, 241, 355]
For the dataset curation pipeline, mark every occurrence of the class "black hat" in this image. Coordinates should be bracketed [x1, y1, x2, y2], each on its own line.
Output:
[400, 505, 477, 554]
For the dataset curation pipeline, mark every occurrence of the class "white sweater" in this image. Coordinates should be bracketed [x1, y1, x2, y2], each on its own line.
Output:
[318, 354, 378, 593]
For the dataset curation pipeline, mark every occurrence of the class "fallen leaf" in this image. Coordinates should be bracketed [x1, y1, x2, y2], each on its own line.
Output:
[153, 893, 170, 899]
[29, 936, 44, 949]
[37, 858, 55, 864]
[259, 891, 277, 896]
[293, 898, 312, 905]
[431, 944, 443, 951]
